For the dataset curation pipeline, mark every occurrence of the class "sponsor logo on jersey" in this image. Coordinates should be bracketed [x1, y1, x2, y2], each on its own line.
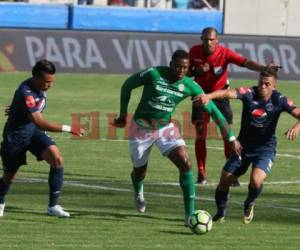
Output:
[265, 103, 274, 111]
[178, 84, 185, 92]
[155, 85, 183, 97]
[251, 108, 267, 123]
[213, 66, 223, 75]
[25, 95, 36, 108]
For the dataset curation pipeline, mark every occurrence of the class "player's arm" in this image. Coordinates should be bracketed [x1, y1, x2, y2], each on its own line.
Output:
[113, 73, 144, 127]
[193, 88, 237, 106]
[190, 82, 241, 157]
[227, 47, 281, 72]
[29, 112, 84, 136]
[244, 60, 281, 72]
[202, 100, 242, 157]
[285, 107, 300, 140]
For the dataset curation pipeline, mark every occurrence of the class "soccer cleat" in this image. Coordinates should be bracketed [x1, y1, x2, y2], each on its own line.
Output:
[212, 213, 225, 223]
[243, 205, 254, 224]
[196, 173, 207, 185]
[47, 205, 70, 218]
[134, 192, 146, 213]
[231, 179, 241, 187]
[0, 203, 5, 217]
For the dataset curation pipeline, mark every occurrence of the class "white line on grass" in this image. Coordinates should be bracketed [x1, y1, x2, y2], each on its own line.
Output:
[98, 139, 300, 159]
[18, 177, 300, 213]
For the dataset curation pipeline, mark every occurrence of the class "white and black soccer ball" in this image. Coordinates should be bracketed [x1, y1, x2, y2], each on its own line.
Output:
[188, 210, 213, 235]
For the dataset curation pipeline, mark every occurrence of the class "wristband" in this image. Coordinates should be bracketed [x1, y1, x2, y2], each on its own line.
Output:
[228, 136, 236, 142]
[62, 125, 71, 132]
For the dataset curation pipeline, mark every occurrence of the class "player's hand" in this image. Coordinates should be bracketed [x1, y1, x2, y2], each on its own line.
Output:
[230, 139, 242, 159]
[193, 94, 209, 106]
[4, 106, 10, 116]
[195, 63, 210, 75]
[285, 126, 300, 141]
[201, 63, 210, 73]
[112, 115, 127, 128]
[265, 62, 282, 72]
[71, 125, 85, 137]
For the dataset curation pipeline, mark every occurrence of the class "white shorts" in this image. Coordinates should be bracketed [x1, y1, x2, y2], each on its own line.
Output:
[129, 120, 186, 168]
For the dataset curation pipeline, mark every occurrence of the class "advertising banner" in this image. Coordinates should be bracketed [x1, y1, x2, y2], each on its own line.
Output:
[1, 29, 300, 80]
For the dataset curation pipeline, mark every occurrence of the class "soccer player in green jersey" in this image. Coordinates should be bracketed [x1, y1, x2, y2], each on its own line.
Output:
[113, 50, 241, 226]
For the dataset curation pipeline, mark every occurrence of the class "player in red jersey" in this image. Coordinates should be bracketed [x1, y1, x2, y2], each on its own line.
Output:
[189, 27, 280, 185]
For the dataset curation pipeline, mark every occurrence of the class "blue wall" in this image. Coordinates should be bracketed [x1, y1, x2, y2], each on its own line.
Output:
[0, 3, 69, 29]
[72, 7, 223, 33]
[0, 3, 223, 33]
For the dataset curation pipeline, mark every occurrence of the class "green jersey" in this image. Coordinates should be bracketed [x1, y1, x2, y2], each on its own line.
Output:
[119, 66, 235, 141]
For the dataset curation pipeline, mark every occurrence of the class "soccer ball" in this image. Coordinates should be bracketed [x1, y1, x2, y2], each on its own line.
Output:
[188, 210, 213, 235]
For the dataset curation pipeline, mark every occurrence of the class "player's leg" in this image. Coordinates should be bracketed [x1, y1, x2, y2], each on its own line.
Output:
[243, 167, 266, 224]
[29, 129, 69, 217]
[213, 170, 234, 222]
[214, 152, 250, 222]
[243, 151, 273, 224]
[192, 104, 209, 184]
[42, 145, 69, 216]
[0, 171, 17, 217]
[0, 141, 26, 217]
[129, 120, 154, 213]
[214, 98, 240, 187]
[155, 122, 194, 225]
[168, 145, 195, 226]
[131, 164, 148, 213]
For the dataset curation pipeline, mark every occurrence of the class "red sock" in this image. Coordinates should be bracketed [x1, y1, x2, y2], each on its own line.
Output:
[195, 138, 207, 177]
[224, 140, 233, 159]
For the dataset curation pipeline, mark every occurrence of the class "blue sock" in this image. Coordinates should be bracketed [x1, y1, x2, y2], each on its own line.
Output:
[244, 184, 263, 211]
[0, 177, 10, 204]
[48, 167, 64, 207]
[215, 188, 229, 217]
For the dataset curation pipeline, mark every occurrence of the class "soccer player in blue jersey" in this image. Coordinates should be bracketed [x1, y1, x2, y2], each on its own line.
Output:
[113, 50, 241, 226]
[195, 69, 300, 224]
[0, 60, 84, 218]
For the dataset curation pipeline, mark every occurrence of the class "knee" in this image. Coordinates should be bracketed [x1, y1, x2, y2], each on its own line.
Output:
[52, 155, 64, 167]
[249, 178, 262, 189]
[179, 157, 192, 172]
[133, 165, 147, 180]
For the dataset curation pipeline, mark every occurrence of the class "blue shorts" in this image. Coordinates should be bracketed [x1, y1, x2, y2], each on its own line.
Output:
[1, 125, 55, 173]
[223, 148, 276, 177]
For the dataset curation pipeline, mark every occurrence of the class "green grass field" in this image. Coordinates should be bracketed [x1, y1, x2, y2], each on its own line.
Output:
[0, 72, 300, 249]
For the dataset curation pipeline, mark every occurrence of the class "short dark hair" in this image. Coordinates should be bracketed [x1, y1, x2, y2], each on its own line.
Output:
[171, 50, 189, 61]
[32, 59, 56, 78]
[201, 27, 218, 36]
[260, 68, 278, 79]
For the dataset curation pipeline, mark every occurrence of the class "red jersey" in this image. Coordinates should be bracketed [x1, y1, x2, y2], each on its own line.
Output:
[189, 44, 247, 93]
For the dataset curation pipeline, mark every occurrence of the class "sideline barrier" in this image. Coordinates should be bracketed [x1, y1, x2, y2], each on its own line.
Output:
[71, 6, 222, 33]
[0, 3, 69, 29]
[0, 3, 222, 33]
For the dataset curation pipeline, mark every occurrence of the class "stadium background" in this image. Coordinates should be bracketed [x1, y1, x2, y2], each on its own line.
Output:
[1, 0, 300, 80]
[0, 0, 300, 249]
